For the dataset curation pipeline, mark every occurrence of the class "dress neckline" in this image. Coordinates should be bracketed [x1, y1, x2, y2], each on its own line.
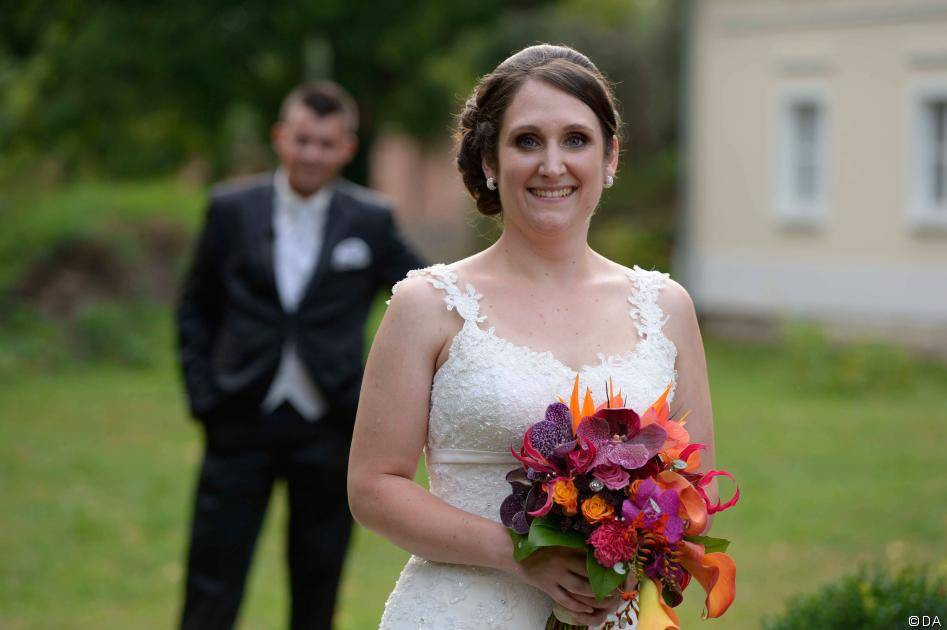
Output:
[429, 263, 659, 378]
[456, 266, 653, 369]
[465, 321, 646, 376]
[391, 262, 674, 382]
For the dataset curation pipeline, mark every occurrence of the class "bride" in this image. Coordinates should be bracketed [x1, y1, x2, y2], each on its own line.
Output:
[348, 44, 718, 629]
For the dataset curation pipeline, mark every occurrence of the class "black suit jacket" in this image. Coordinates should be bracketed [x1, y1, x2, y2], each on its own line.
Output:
[176, 174, 424, 432]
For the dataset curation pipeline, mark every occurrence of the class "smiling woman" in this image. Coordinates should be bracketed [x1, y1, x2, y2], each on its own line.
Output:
[455, 47, 621, 219]
[485, 79, 618, 238]
[348, 44, 718, 630]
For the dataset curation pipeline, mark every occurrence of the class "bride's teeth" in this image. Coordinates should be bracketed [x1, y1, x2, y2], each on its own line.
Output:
[530, 187, 574, 198]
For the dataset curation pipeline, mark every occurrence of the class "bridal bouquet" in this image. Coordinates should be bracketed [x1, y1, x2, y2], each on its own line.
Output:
[500, 377, 739, 630]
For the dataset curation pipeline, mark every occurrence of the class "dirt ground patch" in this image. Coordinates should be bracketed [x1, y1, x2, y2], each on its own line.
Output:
[9, 218, 191, 319]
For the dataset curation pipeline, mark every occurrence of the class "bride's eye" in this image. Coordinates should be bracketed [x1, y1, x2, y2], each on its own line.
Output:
[514, 134, 541, 150]
[563, 133, 589, 148]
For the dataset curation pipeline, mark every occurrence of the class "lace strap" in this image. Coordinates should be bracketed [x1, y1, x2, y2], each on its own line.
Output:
[389, 263, 486, 323]
[626, 265, 671, 339]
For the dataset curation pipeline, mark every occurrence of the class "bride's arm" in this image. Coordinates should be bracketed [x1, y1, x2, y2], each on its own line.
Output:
[660, 279, 720, 532]
[348, 276, 617, 624]
[348, 277, 510, 566]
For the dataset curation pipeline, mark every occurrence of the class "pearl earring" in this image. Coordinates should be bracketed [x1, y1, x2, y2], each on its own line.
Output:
[486, 176, 497, 191]
[604, 175, 614, 189]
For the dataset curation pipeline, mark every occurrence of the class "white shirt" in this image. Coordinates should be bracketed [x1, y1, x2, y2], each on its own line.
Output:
[261, 170, 331, 421]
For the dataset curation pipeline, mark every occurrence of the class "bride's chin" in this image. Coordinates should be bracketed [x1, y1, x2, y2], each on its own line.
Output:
[504, 202, 574, 229]
[519, 210, 589, 237]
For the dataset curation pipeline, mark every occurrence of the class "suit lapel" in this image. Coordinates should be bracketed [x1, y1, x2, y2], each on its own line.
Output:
[249, 178, 279, 302]
[299, 190, 353, 308]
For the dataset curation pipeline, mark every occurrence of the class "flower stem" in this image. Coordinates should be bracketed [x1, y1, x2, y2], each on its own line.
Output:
[544, 612, 587, 630]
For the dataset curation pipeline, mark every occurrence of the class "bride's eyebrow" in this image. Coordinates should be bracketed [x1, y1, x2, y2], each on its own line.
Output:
[506, 124, 541, 136]
[506, 123, 596, 137]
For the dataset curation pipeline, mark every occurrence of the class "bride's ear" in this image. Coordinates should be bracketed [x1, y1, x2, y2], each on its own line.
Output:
[607, 134, 619, 175]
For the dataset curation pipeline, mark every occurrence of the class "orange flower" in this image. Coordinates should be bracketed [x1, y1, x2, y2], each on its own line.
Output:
[640, 383, 691, 454]
[567, 375, 597, 433]
[581, 494, 615, 524]
[552, 478, 579, 515]
[627, 478, 644, 498]
[679, 541, 737, 619]
[656, 470, 708, 536]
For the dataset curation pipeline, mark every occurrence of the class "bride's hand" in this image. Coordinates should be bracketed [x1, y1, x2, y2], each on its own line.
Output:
[516, 547, 622, 626]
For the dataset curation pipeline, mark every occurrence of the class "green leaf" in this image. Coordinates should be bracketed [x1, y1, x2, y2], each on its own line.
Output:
[510, 518, 586, 563]
[527, 517, 587, 551]
[684, 534, 731, 553]
[509, 529, 538, 563]
[586, 549, 626, 601]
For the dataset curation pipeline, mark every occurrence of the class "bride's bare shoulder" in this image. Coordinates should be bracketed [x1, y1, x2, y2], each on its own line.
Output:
[658, 276, 695, 315]
[384, 264, 469, 347]
[388, 255, 484, 304]
[387, 266, 453, 317]
[654, 275, 701, 349]
[604, 259, 697, 324]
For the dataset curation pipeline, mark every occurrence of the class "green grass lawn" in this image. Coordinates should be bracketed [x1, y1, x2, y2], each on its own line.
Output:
[1, 326, 944, 629]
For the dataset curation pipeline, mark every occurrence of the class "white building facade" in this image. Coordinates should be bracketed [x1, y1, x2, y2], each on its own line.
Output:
[681, 0, 947, 353]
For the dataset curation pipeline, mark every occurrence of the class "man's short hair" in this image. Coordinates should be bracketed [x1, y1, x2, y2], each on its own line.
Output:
[279, 81, 359, 133]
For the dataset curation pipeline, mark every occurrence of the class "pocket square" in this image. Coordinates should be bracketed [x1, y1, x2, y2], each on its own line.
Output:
[330, 237, 372, 271]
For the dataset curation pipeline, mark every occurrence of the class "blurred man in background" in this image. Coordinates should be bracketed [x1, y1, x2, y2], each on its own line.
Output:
[176, 81, 424, 629]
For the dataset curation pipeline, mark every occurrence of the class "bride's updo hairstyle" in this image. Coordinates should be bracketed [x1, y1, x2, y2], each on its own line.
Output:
[456, 44, 621, 216]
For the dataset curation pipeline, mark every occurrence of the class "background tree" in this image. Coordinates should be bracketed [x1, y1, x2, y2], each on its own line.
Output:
[0, 0, 559, 180]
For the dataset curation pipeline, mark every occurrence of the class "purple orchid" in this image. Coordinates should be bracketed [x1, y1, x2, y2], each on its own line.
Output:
[510, 403, 577, 475]
[622, 478, 685, 543]
[576, 407, 667, 472]
[500, 468, 546, 534]
[528, 403, 575, 458]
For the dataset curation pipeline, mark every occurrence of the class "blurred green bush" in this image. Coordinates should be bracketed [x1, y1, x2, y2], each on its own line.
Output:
[72, 300, 165, 367]
[0, 300, 168, 373]
[762, 565, 947, 630]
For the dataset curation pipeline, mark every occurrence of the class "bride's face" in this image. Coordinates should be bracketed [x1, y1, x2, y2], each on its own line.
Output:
[489, 79, 617, 238]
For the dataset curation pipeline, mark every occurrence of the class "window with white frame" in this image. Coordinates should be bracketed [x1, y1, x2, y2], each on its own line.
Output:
[774, 87, 829, 227]
[908, 84, 947, 230]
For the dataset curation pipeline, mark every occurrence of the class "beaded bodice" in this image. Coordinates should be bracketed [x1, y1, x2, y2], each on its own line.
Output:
[391, 263, 678, 519]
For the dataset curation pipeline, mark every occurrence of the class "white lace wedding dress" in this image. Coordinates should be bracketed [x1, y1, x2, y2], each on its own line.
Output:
[379, 263, 678, 630]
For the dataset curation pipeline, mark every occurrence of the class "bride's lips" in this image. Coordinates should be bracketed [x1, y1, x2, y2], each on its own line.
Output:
[527, 186, 578, 200]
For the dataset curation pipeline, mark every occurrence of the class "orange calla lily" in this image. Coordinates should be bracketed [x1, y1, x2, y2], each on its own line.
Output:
[679, 541, 736, 619]
[656, 470, 708, 536]
[637, 577, 680, 630]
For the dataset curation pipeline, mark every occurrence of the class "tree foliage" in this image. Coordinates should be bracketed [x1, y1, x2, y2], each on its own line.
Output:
[0, 0, 680, 185]
[0, 0, 548, 177]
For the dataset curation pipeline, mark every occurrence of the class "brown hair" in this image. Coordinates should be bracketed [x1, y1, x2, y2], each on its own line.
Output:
[279, 81, 359, 133]
[456, 44, 621, 216]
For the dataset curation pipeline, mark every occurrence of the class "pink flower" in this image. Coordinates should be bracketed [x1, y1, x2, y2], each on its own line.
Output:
[593, 463, 630, 490]
[588, 519, 637, 568]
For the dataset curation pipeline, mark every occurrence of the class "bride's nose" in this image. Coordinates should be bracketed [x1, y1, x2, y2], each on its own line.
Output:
[537, 147, 567, 178]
